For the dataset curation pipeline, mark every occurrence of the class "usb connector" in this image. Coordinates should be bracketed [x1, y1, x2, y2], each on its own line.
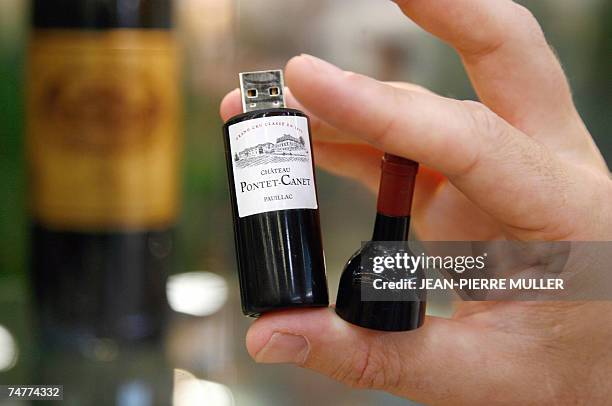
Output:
[239, 70, 286, 113]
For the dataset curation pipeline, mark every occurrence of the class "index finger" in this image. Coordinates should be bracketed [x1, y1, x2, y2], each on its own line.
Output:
[220, 87, 356, 144]
[394, 0, 575, 140]
[284, 54, 589, 239]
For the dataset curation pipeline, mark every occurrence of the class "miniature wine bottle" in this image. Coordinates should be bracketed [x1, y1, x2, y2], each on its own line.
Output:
[222, 70, 329, 317]
[335, 154, 425, 331]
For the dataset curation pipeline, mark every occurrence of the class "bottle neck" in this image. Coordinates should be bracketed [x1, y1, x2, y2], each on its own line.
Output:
[373, 154, 418, 241]
[372, 213, 410, 241]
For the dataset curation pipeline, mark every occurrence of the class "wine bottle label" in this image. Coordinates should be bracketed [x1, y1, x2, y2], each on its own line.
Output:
[26, 30, 181, 230]
[228, 115, 318, 218]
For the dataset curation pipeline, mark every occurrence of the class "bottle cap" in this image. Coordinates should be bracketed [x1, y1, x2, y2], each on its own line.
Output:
[377, 153, 419, 217]
[335, 154, 425, 332]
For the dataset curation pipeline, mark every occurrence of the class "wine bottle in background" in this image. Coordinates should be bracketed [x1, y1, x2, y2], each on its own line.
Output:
[222, 70, 329, 317]
[27, 0, 181, 344]
[36, 344, 173, 405]
[335, 154, 425, 331]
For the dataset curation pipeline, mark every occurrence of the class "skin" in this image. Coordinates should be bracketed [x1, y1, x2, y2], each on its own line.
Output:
[219, 1, 612, 404]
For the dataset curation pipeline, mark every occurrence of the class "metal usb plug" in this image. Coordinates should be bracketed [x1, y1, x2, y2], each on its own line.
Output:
[239, 70, 286, 113]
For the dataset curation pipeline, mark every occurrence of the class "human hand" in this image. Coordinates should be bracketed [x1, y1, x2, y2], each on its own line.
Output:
[219, 0, 612, 404]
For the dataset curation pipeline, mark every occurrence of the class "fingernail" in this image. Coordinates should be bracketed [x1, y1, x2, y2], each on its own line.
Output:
[299, 54, 342, 74]
[254, 333, 309, 364]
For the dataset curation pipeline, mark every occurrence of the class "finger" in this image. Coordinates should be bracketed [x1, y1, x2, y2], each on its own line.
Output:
[220, 87, 356, 143]
[246, 308, 535, 405]
[397, 1, 609, 171]
[220, 83, 434, 143]
[312, 81, 434, 143]
[313, 141, 382, 192]
[313, 141, 500, 240]
[394, 0, 575, 138]
[219, 88, 241, 121]
[386, 81, 435, 96]
[285, 55, 586, 239]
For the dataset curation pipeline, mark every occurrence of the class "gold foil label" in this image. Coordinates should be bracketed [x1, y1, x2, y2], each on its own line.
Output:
[27, 30, 181, 230]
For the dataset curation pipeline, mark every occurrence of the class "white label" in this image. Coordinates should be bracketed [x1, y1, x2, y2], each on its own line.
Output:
[228, 115, 318, 218]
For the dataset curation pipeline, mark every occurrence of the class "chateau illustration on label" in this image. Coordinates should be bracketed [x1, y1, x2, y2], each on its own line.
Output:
[234, 134, 309, 168]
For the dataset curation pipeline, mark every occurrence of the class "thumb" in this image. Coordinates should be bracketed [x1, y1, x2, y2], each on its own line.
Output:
[246, 308, 499, 404]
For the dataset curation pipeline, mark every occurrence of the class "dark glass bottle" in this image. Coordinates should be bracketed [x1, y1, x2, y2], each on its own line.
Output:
[27, 0, 180, 344]
[222, 71, 329, 316]
[335, 154, 426, 331]
[35, 343, 173, 405]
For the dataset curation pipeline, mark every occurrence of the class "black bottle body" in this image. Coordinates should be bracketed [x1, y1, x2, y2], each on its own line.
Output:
[27, 0, 179, 343]
[31, 225, 172, 344]
[32, 0, 172, 29]
[336, 214, 426, 331]
[223, 109, 329, 316]
[35, 344, 173, 405]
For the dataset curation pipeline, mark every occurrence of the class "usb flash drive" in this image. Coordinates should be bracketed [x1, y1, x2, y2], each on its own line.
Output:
[222, 70, 329, 317]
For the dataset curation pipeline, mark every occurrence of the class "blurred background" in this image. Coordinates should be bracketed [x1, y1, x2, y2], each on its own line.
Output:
[0, 0, 610, 405]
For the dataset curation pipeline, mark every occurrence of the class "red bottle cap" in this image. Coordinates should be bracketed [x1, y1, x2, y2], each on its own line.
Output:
[377, 153, 419, 217]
